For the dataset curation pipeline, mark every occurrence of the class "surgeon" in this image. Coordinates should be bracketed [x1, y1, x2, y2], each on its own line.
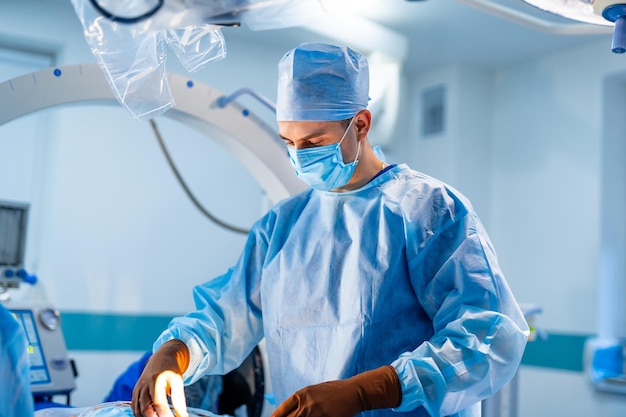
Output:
[131, 43, 529, 417]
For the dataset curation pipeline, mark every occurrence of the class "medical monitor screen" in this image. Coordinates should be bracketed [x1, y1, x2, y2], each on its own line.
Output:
[0, 202, 28, 267]
[10, 309, 51, 385]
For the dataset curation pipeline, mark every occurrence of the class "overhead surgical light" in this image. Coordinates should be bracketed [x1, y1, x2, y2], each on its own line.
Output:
[70, 0, 386, 120]
[522, 0, 626, 53]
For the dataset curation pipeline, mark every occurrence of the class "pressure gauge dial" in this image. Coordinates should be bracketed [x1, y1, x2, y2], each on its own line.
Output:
[39, 308, 61, 330]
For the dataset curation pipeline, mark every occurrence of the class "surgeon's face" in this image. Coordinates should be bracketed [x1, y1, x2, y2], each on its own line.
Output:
[278, 119, 357, 163]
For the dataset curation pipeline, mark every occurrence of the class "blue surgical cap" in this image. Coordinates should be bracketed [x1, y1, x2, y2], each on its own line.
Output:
[276, 43, 369, 122]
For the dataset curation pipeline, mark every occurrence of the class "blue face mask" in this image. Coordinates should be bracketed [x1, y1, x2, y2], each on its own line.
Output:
[287, 117, 360, 191]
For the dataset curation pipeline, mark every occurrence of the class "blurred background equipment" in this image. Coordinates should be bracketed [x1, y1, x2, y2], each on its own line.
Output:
[0, 201, 78, 410]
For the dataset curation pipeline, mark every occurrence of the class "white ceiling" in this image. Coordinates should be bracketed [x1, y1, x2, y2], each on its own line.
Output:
[222, 0, 616, 72]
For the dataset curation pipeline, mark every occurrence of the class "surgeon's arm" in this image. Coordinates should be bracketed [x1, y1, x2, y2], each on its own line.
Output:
[271, 365, 402, 417]
[132, 339, 190, 417]
[131, 215, 272, 417]
[395, 213, 529, 416]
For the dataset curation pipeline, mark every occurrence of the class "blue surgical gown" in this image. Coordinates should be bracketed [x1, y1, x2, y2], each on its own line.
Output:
[0, 304, 35, 417]
[155, 164, 529, 417]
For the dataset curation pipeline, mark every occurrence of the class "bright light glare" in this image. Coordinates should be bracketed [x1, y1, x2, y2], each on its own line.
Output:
[319, 0, 383, 14]
[523, 0, 613, 26]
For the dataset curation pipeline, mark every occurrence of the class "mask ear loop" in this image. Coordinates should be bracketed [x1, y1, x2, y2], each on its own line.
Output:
[337, 116, 359, 163]
[352, 140, 361, 164]
[337, 116, 356, 147]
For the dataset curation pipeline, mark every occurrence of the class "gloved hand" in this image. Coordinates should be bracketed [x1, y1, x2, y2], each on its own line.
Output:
[271, 365, 402, 417]
[132, 339, 191, 417]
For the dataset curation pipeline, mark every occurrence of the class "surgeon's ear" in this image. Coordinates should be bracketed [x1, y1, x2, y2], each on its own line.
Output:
[354, 110, 371, 139]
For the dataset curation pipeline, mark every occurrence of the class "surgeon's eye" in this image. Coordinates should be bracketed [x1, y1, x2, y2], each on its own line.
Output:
[306, 137, 326, 147]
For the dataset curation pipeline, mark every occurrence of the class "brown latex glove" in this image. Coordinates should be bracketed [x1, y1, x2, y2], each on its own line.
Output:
[271, 365, 402, 417]
[132, 339, 191, 417]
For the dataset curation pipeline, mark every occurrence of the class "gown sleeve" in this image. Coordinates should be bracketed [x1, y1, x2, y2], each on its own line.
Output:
[152, 213, 273, 385]
[392, 201, 529, 417]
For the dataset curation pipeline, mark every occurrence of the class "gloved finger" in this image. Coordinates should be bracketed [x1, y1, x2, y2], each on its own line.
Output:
[168, 374, 189, 417]
[153, 372, 178, 417]
[271, 394, 299, 417]
[134, 394, 158, 417]
[131, 386, 142, 416]
[132, 384, 156, 417]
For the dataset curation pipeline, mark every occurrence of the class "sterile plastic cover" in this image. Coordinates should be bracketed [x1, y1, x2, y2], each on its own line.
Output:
[70, 0, 228, 121]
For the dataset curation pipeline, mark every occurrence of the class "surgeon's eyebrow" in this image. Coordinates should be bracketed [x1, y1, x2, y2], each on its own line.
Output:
[278, 128, 328, 143]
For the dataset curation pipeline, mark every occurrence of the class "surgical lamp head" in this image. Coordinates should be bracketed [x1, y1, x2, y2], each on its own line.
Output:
[522, 0, 626, 54]
[276, 43, 369, 122]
